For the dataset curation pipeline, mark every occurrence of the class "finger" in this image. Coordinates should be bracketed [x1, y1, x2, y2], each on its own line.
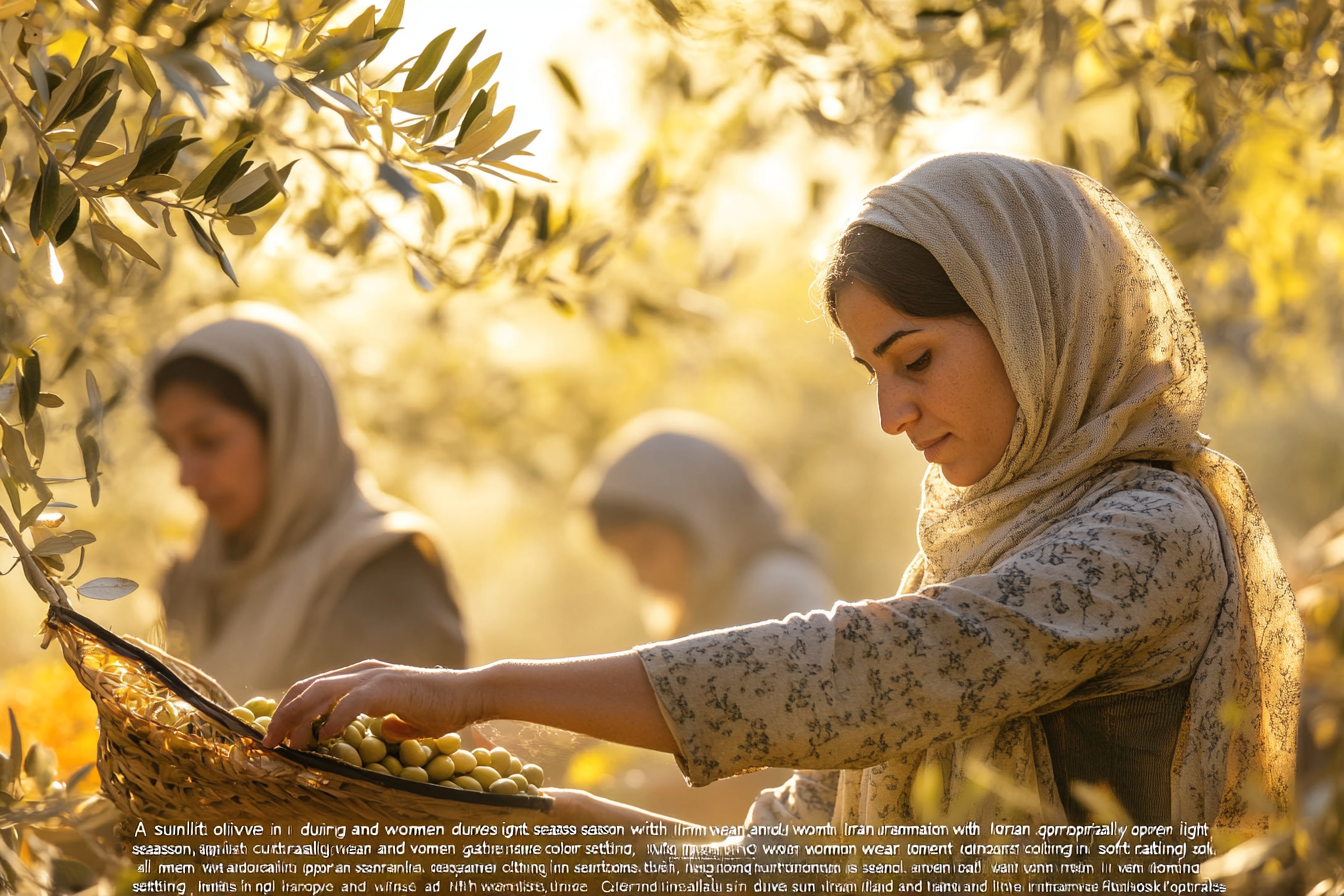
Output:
[319, 684, 383, 741]
[265, 673, 361, 749]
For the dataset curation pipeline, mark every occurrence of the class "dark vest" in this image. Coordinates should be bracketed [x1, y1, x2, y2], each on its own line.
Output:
[1040, 679, 1191, 824]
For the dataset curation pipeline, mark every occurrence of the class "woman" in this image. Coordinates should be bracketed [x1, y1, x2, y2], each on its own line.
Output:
[264, 154, 1301, 835]
[153, 304, 467, 699]
[581, 410, 834, 638]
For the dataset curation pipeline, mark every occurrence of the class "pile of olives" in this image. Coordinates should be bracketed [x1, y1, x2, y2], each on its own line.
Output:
[229, 698, 544, 796]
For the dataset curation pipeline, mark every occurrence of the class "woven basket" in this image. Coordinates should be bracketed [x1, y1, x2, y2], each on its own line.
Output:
[43, 605, 551, 825]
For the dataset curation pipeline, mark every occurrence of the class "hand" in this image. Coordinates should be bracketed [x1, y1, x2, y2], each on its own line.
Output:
[262, 660, 483, 750]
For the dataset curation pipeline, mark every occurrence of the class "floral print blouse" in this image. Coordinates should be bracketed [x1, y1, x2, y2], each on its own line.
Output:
[636, 464, 1228, 828]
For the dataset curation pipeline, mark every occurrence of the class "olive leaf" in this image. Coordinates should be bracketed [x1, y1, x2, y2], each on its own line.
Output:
[78, 151, 143, 187]
[76, 576, 138, 601]
[433, 30, 485, 115]
[22, 408, 43, 464]
[29, 530, 96, 557]
[403, 28, 455, 91]
[27, 154, 59, 239]
[1, 709, 21, 795]
[17, 497, 50, 531]
[124, 45, 158, 96]
[179, 137, 252, 201]
[90, 221, 160, 269]
[18, 352, 39, 423]
[74, 574, 137, 601]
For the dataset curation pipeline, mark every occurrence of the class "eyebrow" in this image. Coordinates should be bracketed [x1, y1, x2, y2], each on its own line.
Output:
[872, 328, 921, 357]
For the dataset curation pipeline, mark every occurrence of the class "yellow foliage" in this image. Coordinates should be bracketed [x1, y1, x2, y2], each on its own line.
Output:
[0, 658, 101, 791]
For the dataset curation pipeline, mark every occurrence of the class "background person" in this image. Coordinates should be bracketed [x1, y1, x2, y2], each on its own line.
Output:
[579, 410, 835, 639]
[152, 305, 467, 699]
[266, 154, 1300, 837]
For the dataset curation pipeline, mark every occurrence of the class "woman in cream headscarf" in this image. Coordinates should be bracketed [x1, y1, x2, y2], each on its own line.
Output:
[153, 305, 466, 699]
[266, 154, 1301, 841]
[580, 410, 833, 638]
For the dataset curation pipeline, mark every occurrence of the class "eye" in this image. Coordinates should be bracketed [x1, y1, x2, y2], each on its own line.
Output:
[853, 359, 877, 385]
[906, 350, 931, 373]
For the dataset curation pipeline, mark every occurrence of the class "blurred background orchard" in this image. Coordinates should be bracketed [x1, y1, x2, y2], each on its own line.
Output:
[3, 0, 1344, 882]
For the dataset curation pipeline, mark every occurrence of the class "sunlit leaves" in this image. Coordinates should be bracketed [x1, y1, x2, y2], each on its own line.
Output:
[404, 28, 455, 91]
[75, 577, 138, 601]
[548, 63, 582, 109]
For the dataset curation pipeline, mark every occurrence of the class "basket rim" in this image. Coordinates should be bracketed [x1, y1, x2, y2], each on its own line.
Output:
[47, 604, 552, 813]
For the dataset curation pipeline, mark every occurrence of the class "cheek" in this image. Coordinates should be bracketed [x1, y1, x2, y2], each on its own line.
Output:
[224, 433, 268, 503]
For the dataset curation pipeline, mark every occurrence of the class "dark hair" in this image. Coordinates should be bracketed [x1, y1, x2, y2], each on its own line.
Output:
[591, 503, 690, 542]
[821, 223, 972, 324]
[152, 354, 269, 435]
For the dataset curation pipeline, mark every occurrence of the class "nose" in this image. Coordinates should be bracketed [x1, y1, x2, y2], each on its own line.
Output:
[877, 377, 918, 436]
[177, 452, 201, 490]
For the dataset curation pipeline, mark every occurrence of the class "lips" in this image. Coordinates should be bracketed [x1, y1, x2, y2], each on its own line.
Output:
[912, 434, 948, 453]
[914, 433, 952, 462]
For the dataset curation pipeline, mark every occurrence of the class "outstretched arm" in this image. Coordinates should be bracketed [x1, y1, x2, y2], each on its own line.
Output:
[262, 651, 679, 755]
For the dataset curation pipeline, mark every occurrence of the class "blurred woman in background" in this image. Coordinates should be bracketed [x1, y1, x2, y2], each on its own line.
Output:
[579, 411, 835, 639]
[151, 305, 466, 699]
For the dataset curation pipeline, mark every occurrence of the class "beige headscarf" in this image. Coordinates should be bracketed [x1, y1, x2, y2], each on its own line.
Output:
[156, 304, 450, 698]
[579, 410, 820, 634]
[849, 153, 1301, 830]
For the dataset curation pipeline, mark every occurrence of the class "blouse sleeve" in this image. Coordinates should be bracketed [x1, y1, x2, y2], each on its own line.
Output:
[636, 472, 1226, 786]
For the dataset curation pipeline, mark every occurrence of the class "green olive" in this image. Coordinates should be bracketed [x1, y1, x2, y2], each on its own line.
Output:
[489, 747, 512, 775]
[380, 756, 404, 775]
[470, 766, 501, 787]
[471, 747, 492, 767]
[365, 762, 391, 775]
[489, 778, 520, 796]
[509, 773, 529, 792]
[332, 742, 361, 766]
[452, 775, 483, 792]
[420, 738, 440, 758]
[343, 724, 365, 746]
[230, 706, 256, 724]
[526, 784, 540, 796]
[358, 736, 388, 763]
[435, 733, 462, 755]
[426, 754, 456, 782]
[253, 716, 272, 733]
[399, 739, 430, 768]
[399, 766, 429, 783]
[367, 718, 384, 739]
[244, 697, 273, 717]
[448, 749, 476, 774]
[521, 764, 545, 786]
[438, 779, 461, 789]
[508, 756, 523, 776]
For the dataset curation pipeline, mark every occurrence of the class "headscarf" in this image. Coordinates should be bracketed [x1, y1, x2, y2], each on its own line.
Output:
[578, 410, 820, 634]
[155, 304, 452, 698]
[849, 152, 1301, 830]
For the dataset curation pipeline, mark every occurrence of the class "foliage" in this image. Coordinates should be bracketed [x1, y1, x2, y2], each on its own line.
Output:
[0, 707, 126, 894]
[1197, 512, 1344, 893]
[0, 0, 551, 293]
[601, 0, 1344, 383]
